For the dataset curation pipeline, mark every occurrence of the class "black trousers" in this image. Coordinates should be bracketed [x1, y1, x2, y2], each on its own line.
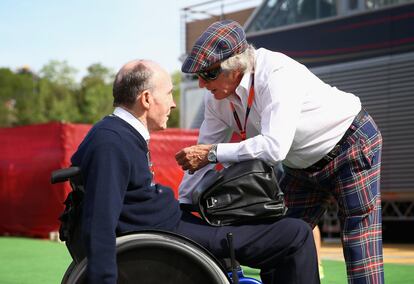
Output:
[174, 211, 320, 284]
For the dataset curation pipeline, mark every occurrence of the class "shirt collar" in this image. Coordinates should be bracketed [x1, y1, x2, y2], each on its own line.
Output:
[228, 72, 253, 105]
[113, 107, 150, 142]
[236, 72, 251, 94]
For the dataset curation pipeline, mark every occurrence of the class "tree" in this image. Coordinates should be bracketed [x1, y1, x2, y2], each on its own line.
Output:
[82, 63, 114, 85]
[13, 74, 47, 125]
[78, 63, 115, 123]
[0, 68, 18, 126]
[0, 62, 183, 127]
[0, 68, 41, 126]
[26, 60, 81, 123]
[40, 60, 78, 90]
[36, 77, 81, 123]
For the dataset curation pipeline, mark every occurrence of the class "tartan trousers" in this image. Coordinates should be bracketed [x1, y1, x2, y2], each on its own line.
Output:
[280, 111, 384, 284]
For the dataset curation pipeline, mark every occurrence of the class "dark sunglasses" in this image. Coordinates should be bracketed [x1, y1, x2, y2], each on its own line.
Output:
[197, 66, 222, 81]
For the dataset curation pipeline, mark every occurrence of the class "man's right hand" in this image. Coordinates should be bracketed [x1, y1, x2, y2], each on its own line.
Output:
[175, 144, 212, 174]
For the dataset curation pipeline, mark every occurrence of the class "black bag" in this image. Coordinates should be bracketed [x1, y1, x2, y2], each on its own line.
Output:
[192, 159, 287, 226]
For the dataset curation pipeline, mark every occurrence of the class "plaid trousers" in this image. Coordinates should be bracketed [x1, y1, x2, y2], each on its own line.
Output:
[280, 111, 384, 284]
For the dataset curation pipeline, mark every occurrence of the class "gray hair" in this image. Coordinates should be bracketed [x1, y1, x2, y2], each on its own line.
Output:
[112, 62, 154, 107]
[220, 44, 256, 74]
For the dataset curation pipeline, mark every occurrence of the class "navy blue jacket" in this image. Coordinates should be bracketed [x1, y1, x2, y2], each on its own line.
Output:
[71, 116, 182, 283]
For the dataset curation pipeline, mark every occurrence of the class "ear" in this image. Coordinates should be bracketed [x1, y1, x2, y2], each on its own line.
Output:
[137, 90, 151, 110]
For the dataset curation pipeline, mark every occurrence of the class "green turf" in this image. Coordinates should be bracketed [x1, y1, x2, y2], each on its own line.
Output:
[1, 237, 413, 283]
[0, 237, 71, 284]
[243, 257, 414, 284]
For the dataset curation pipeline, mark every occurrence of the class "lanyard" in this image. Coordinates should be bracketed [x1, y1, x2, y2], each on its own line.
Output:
[230, 75, 255, 141]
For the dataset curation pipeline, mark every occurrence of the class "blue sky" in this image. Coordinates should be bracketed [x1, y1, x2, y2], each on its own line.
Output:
[0, 0, 202, 78]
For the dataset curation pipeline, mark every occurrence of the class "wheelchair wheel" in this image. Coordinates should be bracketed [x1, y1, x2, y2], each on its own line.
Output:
[63, 231, 231, 284]
[61, 261, 76, 284]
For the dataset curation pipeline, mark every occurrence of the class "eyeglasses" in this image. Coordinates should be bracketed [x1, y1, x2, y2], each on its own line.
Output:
[197, 66, 222, 81]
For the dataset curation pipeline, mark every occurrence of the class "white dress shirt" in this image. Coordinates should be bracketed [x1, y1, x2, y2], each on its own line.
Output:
[179, 48, 361, 204]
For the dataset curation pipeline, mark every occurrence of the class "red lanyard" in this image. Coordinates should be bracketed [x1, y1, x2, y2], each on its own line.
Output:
[230, 75, 255, 141]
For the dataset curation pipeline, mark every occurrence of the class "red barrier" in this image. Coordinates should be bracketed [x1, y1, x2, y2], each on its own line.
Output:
[150, 129, 198, 196]
[0, 122, 198, 238]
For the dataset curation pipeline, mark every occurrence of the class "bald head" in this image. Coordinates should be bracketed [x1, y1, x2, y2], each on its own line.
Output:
[112, 60, 167, 107]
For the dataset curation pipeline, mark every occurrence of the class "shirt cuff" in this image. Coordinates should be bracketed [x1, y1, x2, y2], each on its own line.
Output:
[217, 143, 240, 163]
[178, 197, 192, 204]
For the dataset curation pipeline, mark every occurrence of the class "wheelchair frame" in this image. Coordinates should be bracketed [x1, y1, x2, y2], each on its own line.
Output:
[51, 167, 262, 284]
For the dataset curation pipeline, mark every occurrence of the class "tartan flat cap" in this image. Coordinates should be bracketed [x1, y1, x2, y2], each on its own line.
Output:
[181, 20, 248, 73]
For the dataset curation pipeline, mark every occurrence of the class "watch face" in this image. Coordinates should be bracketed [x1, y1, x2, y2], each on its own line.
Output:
[208, 147, 217, 163]
[208, 151, 215, 162]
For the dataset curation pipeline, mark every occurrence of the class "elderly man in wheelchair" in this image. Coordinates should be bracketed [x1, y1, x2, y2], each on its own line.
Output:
[51, 59, 319, 284]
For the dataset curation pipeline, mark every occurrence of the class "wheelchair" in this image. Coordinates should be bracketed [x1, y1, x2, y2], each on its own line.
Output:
[51, 167, 262, 284]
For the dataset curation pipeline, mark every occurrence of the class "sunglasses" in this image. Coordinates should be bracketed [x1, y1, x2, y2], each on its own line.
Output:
[197, 66, 222, 81]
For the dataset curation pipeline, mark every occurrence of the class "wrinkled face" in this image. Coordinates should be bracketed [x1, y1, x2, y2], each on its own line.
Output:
[147, 71, 176, 132]
[197, 63, 242, 100]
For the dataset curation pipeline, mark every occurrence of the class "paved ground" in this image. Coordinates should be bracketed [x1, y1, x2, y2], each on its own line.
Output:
[321, 242, 414, 264]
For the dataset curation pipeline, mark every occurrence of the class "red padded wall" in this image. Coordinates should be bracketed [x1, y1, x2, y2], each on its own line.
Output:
[0, 123, 198, 238]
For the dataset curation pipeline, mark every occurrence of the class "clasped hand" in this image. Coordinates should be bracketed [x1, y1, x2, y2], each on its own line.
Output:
[175, 144, 213, 174]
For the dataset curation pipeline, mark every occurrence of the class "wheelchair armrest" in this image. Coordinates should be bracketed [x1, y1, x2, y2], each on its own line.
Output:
[51, 167, 81, 184]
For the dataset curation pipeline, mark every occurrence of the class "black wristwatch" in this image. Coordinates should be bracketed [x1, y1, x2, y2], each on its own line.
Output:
[207, 144, 218, 163]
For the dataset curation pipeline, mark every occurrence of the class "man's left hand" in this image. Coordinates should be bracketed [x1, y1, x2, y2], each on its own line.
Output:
[175, 144, 212, 174]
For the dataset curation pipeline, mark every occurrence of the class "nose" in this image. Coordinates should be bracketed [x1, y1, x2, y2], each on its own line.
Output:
[170, 95, 177, 109]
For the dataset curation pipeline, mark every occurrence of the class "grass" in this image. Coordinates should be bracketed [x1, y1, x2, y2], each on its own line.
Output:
[0, 237, 413, 283]
[0, 237, 71, 284]
[243, 257, 414, 284]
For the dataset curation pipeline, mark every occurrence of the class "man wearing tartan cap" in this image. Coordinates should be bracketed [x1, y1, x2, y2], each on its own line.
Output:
[182, 20, 248, 73]
[176, 19, 384, 284]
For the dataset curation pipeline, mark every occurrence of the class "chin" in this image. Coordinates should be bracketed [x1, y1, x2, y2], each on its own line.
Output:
[158, 124, 167, 131]
[213, 94, 226, 100]
[148, 125, 163, 132]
